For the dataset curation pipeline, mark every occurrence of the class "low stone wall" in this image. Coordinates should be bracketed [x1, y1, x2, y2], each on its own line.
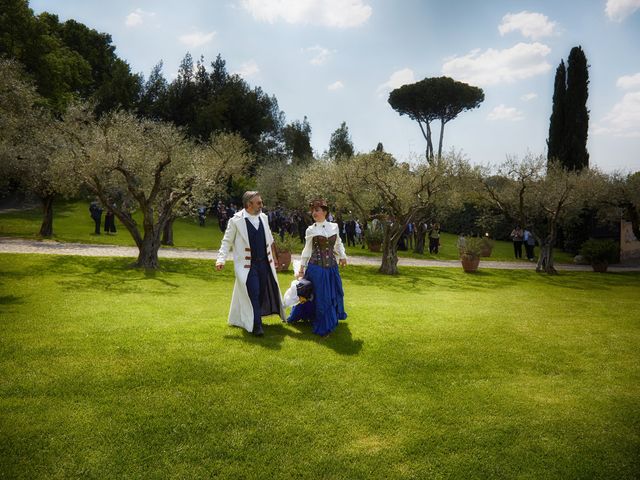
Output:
[620, 220, 640, 263]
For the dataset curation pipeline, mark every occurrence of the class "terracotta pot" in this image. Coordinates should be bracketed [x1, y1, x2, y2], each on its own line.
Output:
[368, 242, 381, 252]
[461, 254, 480, 273]
[592, 262, 608, 273]
[480, 246, 492, 257]
[276, 251, 292, 271]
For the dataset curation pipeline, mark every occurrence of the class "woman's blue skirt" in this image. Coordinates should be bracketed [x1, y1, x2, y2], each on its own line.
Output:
[287, 263, 347, 336]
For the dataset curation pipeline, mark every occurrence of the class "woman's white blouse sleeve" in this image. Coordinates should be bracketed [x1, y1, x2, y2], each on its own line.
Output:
[333, 224, 347, 260]
[300, 226, 314, 267]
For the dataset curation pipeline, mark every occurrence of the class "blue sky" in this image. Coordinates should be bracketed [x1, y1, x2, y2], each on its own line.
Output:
[30, 0, 640, 172]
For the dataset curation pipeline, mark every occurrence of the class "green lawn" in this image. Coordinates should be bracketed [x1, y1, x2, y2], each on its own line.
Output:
[1, 253, 638, 478]
[0, 200, 576, 263]
[0, 200, 223, 250]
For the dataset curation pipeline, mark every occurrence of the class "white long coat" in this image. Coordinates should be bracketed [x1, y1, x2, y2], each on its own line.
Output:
[216, 210, 285, 331]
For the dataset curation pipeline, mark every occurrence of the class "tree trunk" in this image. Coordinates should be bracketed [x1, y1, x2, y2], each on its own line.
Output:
[437, 118, 445, 160]
[380, 239, 399, 275]
[414, 223, 427, 254]
[360, 219, 368, 249]
[161, 216, 176, 246]
[379, 223, 402, 275]
[418, 120, 435, 165]
[536, 225, 558, 274]
[39, 195, 54, 237]
[426, 122, 434, 165]
[135, 205, 168, 269]
[136, 229, 161, 269]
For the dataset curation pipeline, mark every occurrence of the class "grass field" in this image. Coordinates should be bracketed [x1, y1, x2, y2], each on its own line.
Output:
[1, 253, 638, 478]
[0, 200, 576, 263]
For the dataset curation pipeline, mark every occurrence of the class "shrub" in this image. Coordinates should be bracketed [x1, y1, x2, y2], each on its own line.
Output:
[274, 232, 301, 253]
[365, 226, 384, 244]
[460, 236, 484, 257]
[579, 239, 619, 265]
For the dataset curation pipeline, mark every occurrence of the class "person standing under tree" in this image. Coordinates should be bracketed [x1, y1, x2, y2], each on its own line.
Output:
[510, 226, 524, 259]
[104, 204, 117, 234]
[428, 223, 441, 254]
[523, 228, 536, 261]
[89, 201, 103, 235]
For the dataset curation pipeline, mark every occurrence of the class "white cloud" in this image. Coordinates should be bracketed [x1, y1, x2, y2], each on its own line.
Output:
[442, 42, 552, 87]
[178, 31, 217, 48]
[498, 11, 557, 39]
[617, 73, 640, 90]
[328, 81, 344, 91]
[240, 0, 372, 28]
[521, 92, 538, 101]
[125, 8, 155, 27]
[593, 92, 640, 137]
[304, 46, 334, 65]
[487, 104, 524, 121]
[377, 68, 415, 93]
[605, 0, 640, 21]
[233, 60, 260, 78]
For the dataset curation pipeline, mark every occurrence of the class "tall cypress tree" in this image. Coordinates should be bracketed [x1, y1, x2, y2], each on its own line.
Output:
[565, 46, 589, 170]
[547, 60, 566, 164]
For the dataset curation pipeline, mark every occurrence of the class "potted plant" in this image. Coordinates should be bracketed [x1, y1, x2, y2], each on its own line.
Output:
[480, 234, 495, 257]
[273, 233, 300, 271]
[365, 225, 384, 252]
[579, 238, 618, 272]
[460, 236, 483, 273]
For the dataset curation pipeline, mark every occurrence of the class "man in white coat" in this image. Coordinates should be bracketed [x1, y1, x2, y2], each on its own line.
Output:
[216, 191, 285, 336]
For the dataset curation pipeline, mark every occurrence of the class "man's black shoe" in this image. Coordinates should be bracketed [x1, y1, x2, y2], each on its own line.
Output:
[252, 327, 264, 337]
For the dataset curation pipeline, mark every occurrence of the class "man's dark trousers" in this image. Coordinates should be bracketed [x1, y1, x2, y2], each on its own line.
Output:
[246, 261, 269, 333]
[245, 217, 269, 333]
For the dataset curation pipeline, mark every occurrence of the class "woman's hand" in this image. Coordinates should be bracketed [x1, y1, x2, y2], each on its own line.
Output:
[297, 267, 305, 279]
[339, 258, 347, 267]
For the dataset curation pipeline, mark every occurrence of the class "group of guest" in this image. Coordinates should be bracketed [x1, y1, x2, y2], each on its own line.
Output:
[510, 225, 536, 261]
[396, 221, 442, 253]
[88, 201, 117, 235]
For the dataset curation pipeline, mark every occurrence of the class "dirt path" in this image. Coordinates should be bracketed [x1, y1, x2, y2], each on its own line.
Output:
[3, 236, 639, 272]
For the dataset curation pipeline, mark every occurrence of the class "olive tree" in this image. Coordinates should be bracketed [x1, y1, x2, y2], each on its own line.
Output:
[54, 105, 252, 268]
[0, 58, 72, 236]
[482, 155, 604, 274]
[293, 152, 460, 274]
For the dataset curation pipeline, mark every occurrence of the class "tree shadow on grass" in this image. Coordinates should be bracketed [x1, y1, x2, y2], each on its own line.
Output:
[290, 320, 364, 356]
[33, 255, 186, 293]
[342, 265, 640, 294]
[7, 255, 637, 297]
[224, 320, 363, 356]
[343, 267, 522, 293]
[0, 294, 23, 305]
[532, 270, 640, 291]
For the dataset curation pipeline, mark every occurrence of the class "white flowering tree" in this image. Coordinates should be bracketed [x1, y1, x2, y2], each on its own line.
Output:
[55, 105, 252, 268]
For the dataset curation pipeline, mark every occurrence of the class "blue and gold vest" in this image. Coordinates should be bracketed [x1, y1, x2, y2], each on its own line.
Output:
[246, 217, 268, 263]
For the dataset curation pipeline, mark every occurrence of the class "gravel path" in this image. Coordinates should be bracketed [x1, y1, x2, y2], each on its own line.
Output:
[1, 236, 639, 272]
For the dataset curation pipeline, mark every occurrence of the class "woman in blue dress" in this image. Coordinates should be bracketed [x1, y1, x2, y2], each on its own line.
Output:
[287, 199, 348, 336]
